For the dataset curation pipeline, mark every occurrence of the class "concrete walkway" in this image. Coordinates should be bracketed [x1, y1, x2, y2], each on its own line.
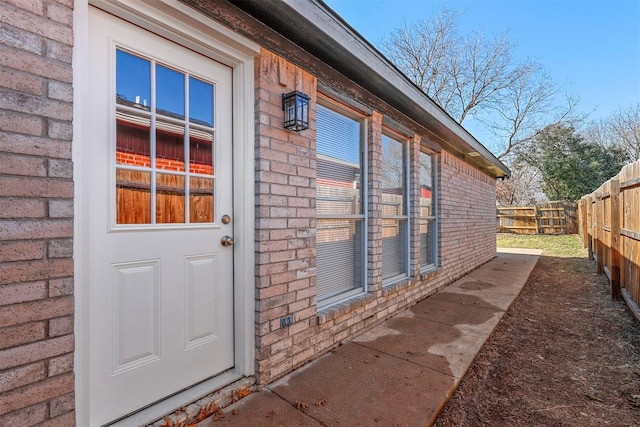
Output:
[200, 248, 541, 427]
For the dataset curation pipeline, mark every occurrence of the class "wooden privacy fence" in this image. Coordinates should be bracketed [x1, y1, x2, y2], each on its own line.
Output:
[497, 201, 577, 235]
[579, 160, 640, 319]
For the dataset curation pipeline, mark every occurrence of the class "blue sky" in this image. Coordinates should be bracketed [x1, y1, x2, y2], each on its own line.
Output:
[324, 0, 640, 152]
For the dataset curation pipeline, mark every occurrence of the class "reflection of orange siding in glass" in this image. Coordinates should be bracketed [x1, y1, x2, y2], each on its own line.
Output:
[116, 151, 214, 175]
[116, 151, 151, 167]
[189, 163, 214, 175]
[116, 169, 151, 224]
[117, 117, 214, 174]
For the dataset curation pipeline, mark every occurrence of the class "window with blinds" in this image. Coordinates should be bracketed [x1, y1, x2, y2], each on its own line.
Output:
[419, 151, 437, 268]
[316, 104, 365, 306]
[381, 134, 409, 283]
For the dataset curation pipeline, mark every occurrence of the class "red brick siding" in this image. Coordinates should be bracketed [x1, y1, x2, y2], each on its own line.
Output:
[0, 0, 75, 424]
[115, 151, 214, 175]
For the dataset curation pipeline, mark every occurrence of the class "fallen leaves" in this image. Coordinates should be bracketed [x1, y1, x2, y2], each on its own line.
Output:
[295, 400, 309, 411]
[315, 398, 328, 407]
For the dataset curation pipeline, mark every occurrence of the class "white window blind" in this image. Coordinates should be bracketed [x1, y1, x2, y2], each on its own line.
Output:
[316, 104, 364, 305]
[381, 134, 408, 282]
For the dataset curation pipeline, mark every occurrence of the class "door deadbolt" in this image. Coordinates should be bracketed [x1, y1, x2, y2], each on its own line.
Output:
[221, 236, 234, 247]
[221, 214, 231, 224]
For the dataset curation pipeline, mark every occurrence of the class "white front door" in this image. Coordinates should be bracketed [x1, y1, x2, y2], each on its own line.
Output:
[87, 9, 234, 425]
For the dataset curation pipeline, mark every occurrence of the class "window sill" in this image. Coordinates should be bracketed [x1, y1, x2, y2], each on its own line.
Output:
[381, 277, 413, 297]
[317, 292, 375, 325]
[419, 265, 441, 279]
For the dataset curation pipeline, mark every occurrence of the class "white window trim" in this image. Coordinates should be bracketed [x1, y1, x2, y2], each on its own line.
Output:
[74, 1, 259, 425]
[316, 96, 368, 310]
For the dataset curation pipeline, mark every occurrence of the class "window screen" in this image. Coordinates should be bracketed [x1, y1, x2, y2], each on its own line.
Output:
[316, 104, 365, 305]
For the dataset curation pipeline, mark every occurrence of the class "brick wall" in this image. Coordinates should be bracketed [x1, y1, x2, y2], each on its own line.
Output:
[253, 49, 497, 384]
[439, 151, 497, 280]
[0, 1, 75, 425]
[253, 49, 319, 381]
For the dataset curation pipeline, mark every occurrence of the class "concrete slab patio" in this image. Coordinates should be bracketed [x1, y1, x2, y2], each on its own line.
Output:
[199, 248, 542, 427]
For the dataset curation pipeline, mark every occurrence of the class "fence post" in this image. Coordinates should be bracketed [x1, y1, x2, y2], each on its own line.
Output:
[533, 206, 539, 235]
[596, 194, 604, 274]
[580, 199, 587, 248]
[609, 180, 621, 299]
[586, 197, 593, 259]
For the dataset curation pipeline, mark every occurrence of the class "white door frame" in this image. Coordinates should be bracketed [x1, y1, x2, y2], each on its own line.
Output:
[74, 1, 258, 425]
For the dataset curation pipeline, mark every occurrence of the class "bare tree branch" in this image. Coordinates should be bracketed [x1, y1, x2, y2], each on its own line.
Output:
[582, 103, 640, 163]
[379, 7, 582, 162]
[609, 103, 640, 162]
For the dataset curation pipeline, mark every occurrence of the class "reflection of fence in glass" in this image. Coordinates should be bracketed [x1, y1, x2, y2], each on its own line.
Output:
[116, 170, 213, 224]
[316, 186, 360, 216]
[420, 196, 432, 218]
[115, 112, 214, 224]
[382, 192, 403, 217]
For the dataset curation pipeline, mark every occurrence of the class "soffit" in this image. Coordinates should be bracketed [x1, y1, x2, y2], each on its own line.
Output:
[226, 0, 510, 178]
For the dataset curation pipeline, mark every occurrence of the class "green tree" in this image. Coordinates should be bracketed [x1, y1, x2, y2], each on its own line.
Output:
[523, 124, 627, 201]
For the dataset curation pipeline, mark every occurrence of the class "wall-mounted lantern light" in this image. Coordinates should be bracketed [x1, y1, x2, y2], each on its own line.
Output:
[282, 90, 310, 131]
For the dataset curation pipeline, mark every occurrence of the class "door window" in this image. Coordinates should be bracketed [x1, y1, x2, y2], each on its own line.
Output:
[115, 49, 216, 225]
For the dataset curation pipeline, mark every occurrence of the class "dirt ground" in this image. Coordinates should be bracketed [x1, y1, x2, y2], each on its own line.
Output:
[434, 255, 640, 427]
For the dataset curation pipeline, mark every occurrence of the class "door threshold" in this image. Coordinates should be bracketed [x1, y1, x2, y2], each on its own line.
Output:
[107, 371, 250, 426]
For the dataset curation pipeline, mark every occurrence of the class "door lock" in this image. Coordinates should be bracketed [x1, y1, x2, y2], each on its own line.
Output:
[221, 236, 234, 247]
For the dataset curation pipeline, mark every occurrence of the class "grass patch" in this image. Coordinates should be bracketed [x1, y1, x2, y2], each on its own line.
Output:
[497, 234, 587, 258]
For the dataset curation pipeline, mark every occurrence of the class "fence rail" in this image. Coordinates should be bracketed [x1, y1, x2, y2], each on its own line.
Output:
[579, 160, 640, 320]
[497, 201, 577, 235]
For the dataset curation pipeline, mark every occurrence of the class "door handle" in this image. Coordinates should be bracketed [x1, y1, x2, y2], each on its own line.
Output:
[221, 236, 234, 247]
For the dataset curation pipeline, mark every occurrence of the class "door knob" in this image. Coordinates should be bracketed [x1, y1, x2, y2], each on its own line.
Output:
[221, 236, 234, 247]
